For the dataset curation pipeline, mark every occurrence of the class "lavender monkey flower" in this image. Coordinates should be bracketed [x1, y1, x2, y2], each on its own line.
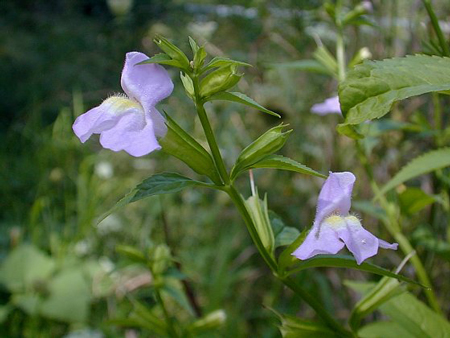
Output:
[293, 172, 398, 264]
[311, 96, 342, 116]
[73, 52, 174, 157]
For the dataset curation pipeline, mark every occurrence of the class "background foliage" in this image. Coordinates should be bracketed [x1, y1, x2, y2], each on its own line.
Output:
[1, 0, 450, 336]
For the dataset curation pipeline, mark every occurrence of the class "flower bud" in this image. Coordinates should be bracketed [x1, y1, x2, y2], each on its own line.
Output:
[199, 65, 242, 98]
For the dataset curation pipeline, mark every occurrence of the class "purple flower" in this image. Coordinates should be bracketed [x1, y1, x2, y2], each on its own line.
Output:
[73, 52, 174, 157]
[311, 96, 342, 116]
[292, 172, 398, 265]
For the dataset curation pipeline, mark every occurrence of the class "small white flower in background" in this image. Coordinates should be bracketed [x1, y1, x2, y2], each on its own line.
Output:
[96, 214, 122, 236]
[95, 161, 114, 179]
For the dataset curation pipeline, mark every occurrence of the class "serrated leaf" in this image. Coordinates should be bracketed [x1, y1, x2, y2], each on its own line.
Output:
[339, 55, 450, 126]
[377, 148, 450, 197]
[250, 155, 327, 178]
[207, 91, 280, 117]
[286, 255, 424, 287]
[270, 60, 334, 75]
[98, 173, 212, 222]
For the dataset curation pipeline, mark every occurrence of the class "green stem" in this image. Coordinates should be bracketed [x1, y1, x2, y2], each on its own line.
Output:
[336, 27, 346, 82]
[335, 1, 346, 82]
[225, 185, 351, 337]
[355, 142, 442, 314]
[155, 288, 178, 337]
[422, 0, 450, 56]
[192, 77, 230, 185]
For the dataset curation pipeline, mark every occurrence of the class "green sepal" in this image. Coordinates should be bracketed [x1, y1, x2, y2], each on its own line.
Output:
[138, 53, 184, 68]
[188, 36, 199, 54]
[244, 191, 275, 255]
[206, 91, 280, 117]
[202, 56, 251, 72]
[200, 65, 242, 98]
[153, 35, 190, 70]
[180, 72, 195, 98]
[348, 47, 372, 69]
[231, 124, 292, 180]
[159, 113, 222, 185]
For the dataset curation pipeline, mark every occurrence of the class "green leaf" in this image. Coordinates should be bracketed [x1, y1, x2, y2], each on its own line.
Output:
[202, 56, 251, 72]
[399, 188, 436, 215]
[160, 113, 222, 184]
[40, 267, 91, 323]
[249, 155, 327, 179]
[277, 230, 308, 273]
[138, 53, 184, 68]
[270, 60, 334, 75]
[358, 321, 414, 338]
[377, 148, 450, 197]
[187, 310, 226, 335]
[349, 277, 405, 331]
[126, 301, 168, 336]
[231, 124, 292, 180]
[116, 245, 147, 263]
[287, 255, 424, 287]
[380, 292, 450, 337]
[411, 227, 450, 262]
[207, 91, 280, 118]
[0, 244, 55, 292]
[270, 307, 339, 338]
[269, 211, 301, 248]
[153, 36, 190, 69]
[99, 173, 212, 222]
[339, 55, 450, 126]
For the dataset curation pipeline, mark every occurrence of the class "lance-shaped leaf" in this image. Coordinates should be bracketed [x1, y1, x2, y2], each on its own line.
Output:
[286, 255, 425, 287]
[207, 91, 280, 117]
[231, 124, 292, 180]
[339, 55, 450, 127]
[202, 57, 251, 72]
[153, 35, 190, 70]
[377, 148, 450, 197]
[138, 53, 184, 68]
[349, 277, 405, 331]
[98, 173, 213, 222]
[249, 155, 327, 178]
[159, 114, 222, 185]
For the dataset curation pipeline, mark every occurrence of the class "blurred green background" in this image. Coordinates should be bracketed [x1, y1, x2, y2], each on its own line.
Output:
[1, 0, 450, 336]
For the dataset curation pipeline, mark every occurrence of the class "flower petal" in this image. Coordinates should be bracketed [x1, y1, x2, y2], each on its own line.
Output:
[73, 96, 141, 143]
[121, 52, 174, 113]
[292, 225, 345, 260]
[378, 239, 398, 250]
[311, 96, 342, 116]
[99, 111, 160, 157]
[149, 107, 168, 138]
[338, 216, 379, 265]
[314, 172, 356, 227]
